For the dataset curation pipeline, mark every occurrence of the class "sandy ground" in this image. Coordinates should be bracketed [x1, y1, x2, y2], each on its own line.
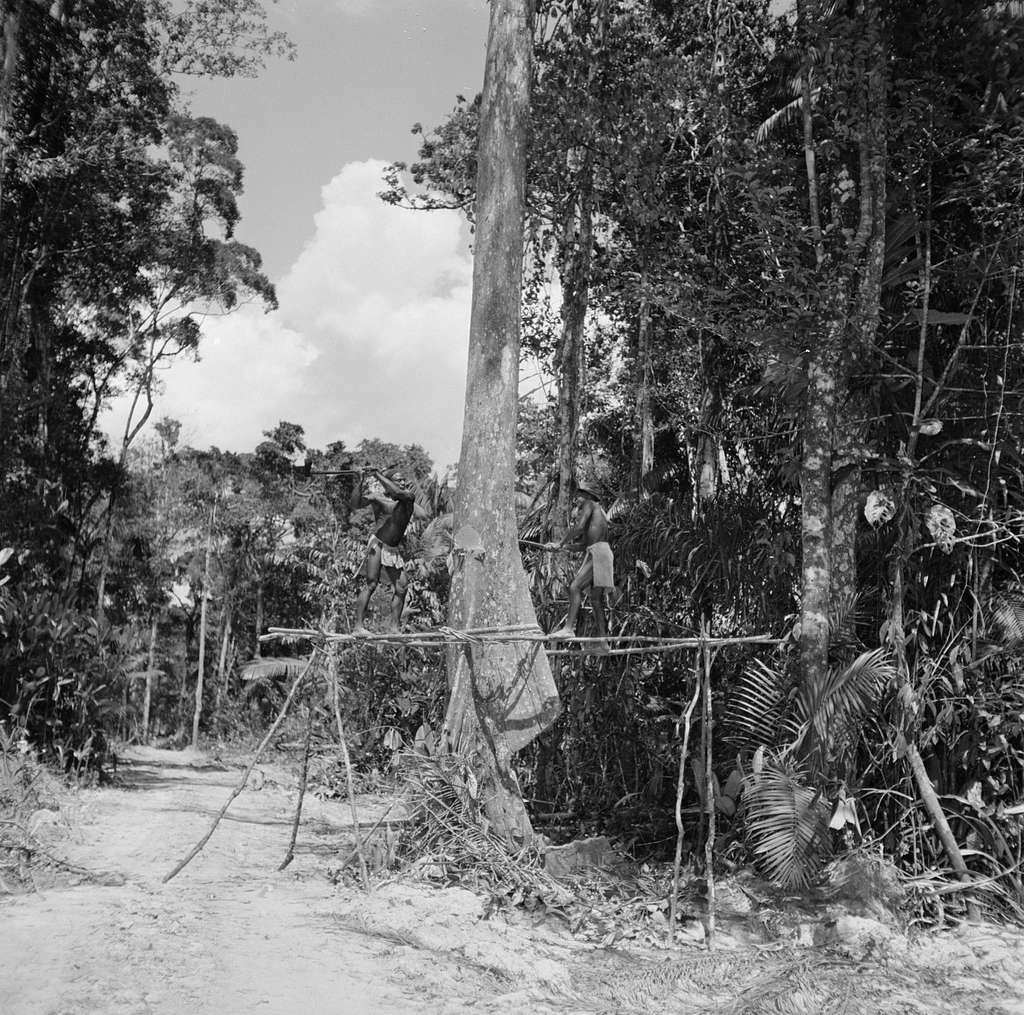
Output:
[3, 746, 1024, 1015]
[1, 746, 507, 1015]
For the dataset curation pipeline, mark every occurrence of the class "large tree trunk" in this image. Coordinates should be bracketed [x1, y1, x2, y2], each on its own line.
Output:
[831, 0, 888, 620]
[442, 0, 559, 845]
[551, 0, 607, 532]
[798, 0, 886, 684]
[799, 318, 840, 682]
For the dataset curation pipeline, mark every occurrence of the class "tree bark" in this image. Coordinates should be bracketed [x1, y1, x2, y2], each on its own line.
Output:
[254, 577, 264, 658]
[142, 611, 158, 743]
[553, 158, 593, 533]
[0, 0, 24, 213]
[442, 0, 559, 845]
[799, 0, 886, 684]
[212, 601, 232, 722]
[630, 263, 653, 497]
[191, 501, 216, 748]
[552, 0, 607, 532]
[799, 317, 839, 682]
[695, 335, 724, 508]
[831, 0, 888, 618]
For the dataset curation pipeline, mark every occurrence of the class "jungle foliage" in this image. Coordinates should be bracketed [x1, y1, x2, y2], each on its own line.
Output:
[385, 0, 1024, 913]
[1, 0, 1023, 917]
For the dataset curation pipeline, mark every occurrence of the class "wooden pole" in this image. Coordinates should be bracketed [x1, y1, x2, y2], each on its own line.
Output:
[163, 650, 318, 883]
[702, 636, 716, 950]
[668, 649, 703, 945]
[279, 705, 312, 871]
[328, 645, 370, 890]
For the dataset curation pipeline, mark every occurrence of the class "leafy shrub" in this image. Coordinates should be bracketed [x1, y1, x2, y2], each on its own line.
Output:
[0, 585, 120, 775]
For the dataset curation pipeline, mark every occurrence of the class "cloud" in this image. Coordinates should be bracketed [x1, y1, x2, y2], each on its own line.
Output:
[106, 159, 473, 470]
[330, 0, 375, 14]
[316, 0, 480, 15]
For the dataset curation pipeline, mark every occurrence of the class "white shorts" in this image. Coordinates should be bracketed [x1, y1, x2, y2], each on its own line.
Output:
[586, 541, 614, 588]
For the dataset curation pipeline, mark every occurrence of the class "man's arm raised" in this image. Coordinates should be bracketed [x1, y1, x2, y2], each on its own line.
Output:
[375, 469, 415, 503]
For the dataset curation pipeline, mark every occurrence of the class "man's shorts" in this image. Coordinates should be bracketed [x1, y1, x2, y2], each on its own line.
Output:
[586, 541, 614, 588]
[363, 534, 405, 574]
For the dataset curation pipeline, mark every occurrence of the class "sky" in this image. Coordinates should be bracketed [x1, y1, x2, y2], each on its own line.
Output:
[108, 0, 491, 471]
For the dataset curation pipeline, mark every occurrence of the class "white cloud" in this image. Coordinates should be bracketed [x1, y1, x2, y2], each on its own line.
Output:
[105, 159, 473, 470]
[328, 0, 479, 13]
[330, 0, 375, 15]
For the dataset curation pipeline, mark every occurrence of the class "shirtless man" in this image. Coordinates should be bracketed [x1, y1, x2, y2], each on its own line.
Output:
[546, 483, 613, 654]
[352, 468, 422, 634]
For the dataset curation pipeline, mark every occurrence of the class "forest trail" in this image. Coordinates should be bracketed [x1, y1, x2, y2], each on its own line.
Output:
[5, 746, 1024, 1015]
[0, 746, 517, 1015]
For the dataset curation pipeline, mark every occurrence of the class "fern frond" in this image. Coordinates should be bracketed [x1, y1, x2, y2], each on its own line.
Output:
[990, 591, 1024, 645]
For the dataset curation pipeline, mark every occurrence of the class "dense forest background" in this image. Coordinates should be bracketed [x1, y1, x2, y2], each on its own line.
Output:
[2, 0, 1023, 911]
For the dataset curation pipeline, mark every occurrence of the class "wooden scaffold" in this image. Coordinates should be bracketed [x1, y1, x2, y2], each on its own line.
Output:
[162, 622, 782, 950]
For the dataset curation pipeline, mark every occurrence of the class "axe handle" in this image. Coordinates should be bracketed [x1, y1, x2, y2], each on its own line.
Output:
[519, 539, 567, 552]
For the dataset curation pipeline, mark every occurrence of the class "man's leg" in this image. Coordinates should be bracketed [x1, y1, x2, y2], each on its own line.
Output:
[550, 557, 593, 639]
[590, 587, 610, 654]
[386, 568, 409, 632]
[354, 544, 382, 634]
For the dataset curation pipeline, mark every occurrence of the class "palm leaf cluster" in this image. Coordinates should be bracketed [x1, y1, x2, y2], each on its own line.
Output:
[726, 650, 896, 887]
[741, 754, 831, 889]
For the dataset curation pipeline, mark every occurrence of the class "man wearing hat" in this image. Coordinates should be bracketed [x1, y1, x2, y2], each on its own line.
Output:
[546, 481, 613, 654]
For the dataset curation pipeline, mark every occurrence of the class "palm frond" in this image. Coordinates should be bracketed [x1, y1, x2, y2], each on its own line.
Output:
[792, 648, 894, 759]
[412, 513, 454, 563]
[755, 88, 820, 144]
[240, 656, 309, 682]
[725, 657, 790, 747]
[743, 756, 831, 888]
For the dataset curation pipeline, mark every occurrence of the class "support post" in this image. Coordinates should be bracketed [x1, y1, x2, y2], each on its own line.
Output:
[702, 636, 716, 950]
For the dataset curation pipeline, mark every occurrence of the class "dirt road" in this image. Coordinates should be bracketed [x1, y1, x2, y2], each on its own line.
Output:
[4, 746, 1024, 1015]
[1, 746, 516, 1015]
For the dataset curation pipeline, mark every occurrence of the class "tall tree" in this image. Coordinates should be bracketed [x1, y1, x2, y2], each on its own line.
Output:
[442, 0, 559, 844]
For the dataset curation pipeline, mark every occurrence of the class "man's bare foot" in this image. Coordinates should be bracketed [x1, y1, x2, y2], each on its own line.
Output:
[353, 625, 371, 637]
[549, 627, 576, 640]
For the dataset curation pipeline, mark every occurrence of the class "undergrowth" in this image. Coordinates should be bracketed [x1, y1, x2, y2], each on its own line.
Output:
[0, 722, 76, 893]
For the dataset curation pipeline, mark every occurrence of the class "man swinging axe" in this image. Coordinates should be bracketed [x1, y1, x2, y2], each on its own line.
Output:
[545, 480, 614, 655]
[351, 467, 425, 635]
